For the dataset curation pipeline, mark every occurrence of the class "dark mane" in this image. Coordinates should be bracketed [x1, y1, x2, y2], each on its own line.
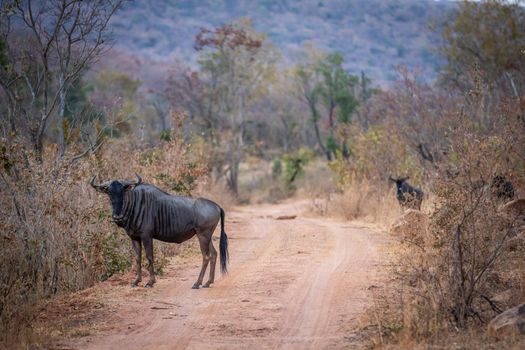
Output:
[135, 182, 173, 197]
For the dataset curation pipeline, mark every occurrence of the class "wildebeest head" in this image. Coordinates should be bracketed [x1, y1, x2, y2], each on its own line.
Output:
[388, 176, 409, 194]
[90, 173, 142, 223]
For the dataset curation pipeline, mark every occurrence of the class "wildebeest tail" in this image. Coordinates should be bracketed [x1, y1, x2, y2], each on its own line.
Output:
[219, 207, 229, 274]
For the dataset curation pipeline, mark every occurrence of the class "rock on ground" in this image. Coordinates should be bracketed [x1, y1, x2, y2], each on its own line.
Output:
[390, 209, 428, 244]
[499, 198, 525, 219]
[488, 303, 525, 339]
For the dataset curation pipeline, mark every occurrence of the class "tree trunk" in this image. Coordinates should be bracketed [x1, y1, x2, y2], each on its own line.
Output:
[34, 114, 45, 163]
[58, 73, 66, 157]
[309, 103, 330, 161]
[327, 100, 336, 160]
[227, 157, 239, 195]
[313, 118, 330, 160]
[328, 101, 335, 136]
[504, 72, 519, 98]
[450, 225, 467, 328]
[341, 141, 349, 159]
[280, 116, 290, 153]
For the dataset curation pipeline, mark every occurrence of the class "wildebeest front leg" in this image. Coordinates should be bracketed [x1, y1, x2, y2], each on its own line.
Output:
[131, 238, 142, 287]
[142, 236, 156, 288]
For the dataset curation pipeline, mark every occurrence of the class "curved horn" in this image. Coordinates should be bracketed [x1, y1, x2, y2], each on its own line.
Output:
[134, 173, 143, 185]
[89, 175, 97, 188]
[89, 175, 110, 193]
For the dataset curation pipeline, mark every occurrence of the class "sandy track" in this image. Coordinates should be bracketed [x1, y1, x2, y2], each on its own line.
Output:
[66, 200, 386, 349]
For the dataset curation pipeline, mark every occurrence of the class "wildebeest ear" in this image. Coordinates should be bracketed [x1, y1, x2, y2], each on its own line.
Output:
[123, 183, 136, 191]
[122, 173, 143, 191]
[388, 176, 395, 182]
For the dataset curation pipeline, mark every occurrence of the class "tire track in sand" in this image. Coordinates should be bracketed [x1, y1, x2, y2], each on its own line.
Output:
[67, 200, 386, 350]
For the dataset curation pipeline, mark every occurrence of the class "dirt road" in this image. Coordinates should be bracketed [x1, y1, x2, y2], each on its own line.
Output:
[65, 200, 387, 349]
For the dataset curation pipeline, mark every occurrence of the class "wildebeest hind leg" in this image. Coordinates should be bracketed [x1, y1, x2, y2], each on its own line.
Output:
[203, 240, 217, 288]
[192, 232, 212, 289]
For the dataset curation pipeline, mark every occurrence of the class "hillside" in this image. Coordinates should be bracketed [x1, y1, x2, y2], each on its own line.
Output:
[108, 0, 456, 86]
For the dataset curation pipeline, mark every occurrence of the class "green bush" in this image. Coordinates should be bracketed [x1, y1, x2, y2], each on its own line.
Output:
[282, 148, 313, 190]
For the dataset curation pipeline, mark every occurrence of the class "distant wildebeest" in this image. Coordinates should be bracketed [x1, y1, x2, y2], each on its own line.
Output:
[90, 173, 228, 289]
[490, 174, 515, 202]
[389, 176, 424, 210]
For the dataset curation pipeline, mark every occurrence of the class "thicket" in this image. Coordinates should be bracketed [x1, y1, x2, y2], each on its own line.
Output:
[0, 1, 210, 342]
[378, 78, 525, 345]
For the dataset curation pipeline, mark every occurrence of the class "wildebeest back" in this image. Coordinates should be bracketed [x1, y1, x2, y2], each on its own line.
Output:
[123, 184, 198, 243]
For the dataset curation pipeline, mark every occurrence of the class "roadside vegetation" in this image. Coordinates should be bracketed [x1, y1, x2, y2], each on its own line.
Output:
[0, 0, 524, 348]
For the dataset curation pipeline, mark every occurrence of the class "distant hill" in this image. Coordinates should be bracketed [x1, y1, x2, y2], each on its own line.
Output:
[107, 0, 456, 86]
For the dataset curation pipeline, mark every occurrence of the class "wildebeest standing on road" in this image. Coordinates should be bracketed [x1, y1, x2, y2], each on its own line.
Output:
[389, 176, 424, 210]
[90, 174, 229, 289]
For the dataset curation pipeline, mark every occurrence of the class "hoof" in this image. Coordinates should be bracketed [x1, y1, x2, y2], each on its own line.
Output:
[192, 284, 200, 289]
[131, 283, 138, 288]
[144, 283, 154, 288]
[202, 283, 212, 288]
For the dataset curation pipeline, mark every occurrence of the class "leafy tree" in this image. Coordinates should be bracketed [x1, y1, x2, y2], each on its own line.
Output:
[354, 71, 378, 130]
[315, 53, 359, 159]
[295, 48, 360, 160]
[295, 55, 329, 160]
[189, 19, 278, 195]
[439, 0, 525, 97]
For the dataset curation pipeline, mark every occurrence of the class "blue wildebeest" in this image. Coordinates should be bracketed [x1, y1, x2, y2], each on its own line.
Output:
[389, 176, 424, 210]
[490, 174, 515, 201]
[90, 174, 228, 289]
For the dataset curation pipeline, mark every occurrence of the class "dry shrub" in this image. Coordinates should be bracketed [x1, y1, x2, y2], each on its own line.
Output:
[312, 122, 420, 226]
[381, 90, 525, 344]
[0, 145, 124, 343]
[327, 181, 399, 227]
[316, 105, 427, 225]
[0, 131, 209, 343]
[302, 163, 400, 229]
[390, 209, 429, 246]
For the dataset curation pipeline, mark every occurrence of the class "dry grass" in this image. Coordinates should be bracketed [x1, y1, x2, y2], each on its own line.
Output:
[303, 172, 401, 232]
[194, 178, 237, 212]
